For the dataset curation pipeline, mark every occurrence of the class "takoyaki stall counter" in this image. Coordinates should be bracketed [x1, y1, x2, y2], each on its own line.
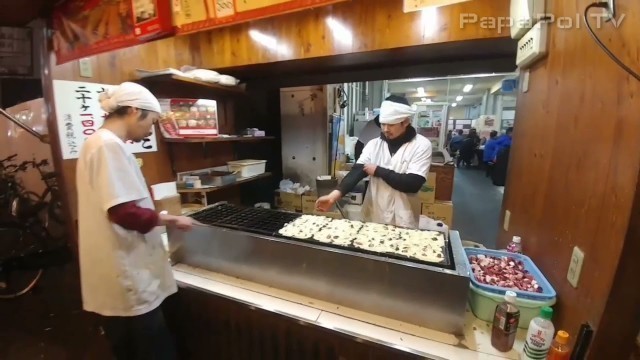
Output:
[166, 203, 525, 359]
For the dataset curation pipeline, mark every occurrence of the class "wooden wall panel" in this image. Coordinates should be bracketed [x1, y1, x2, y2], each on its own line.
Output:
[51, 0, 511, 223]
[497, 0, 640, 356]
[52, 0, 510, 84]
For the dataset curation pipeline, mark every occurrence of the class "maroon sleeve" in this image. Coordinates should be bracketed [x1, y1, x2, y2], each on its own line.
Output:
[107, 201, 160, 234]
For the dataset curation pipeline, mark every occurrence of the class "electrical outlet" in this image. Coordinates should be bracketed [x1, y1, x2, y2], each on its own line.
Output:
[504, 210, 511, 231]
[79, 58, 93, 78]
[516, 21, 549, 69]
[567, 246, 585, 288]
[522, 70, 530, 93]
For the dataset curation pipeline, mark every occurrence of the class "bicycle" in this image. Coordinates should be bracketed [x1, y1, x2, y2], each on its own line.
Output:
[29, 158, 66, 239]
[0, 157, 70, 298]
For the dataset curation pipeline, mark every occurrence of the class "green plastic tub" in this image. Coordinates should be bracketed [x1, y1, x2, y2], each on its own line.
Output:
[468, 283, 556, 329]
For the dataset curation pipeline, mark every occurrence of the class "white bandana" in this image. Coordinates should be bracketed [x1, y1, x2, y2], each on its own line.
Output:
[99, 82, 161, 114]
[379, 100, 415, 124]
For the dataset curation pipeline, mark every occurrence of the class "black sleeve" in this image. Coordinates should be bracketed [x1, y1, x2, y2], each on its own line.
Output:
[374, 167, 426, 193]
[337, 164, 368, 195]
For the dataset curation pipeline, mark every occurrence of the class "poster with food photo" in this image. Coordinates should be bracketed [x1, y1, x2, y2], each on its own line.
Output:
[158, 98, 219, 138]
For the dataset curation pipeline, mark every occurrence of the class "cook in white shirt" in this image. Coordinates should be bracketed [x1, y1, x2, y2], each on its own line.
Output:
[316, 97, 432, 229]
[76, 82, 193, 360]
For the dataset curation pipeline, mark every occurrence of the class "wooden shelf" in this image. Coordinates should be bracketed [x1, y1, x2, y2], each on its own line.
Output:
[177, 172, 272, 193]
[136, 74, 245, 96]
[163, 136, 275, 143]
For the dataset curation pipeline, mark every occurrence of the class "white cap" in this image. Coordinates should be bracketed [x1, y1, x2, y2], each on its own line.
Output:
[512, 236, 521, 244]
[99, 82, 161, 114]
[379, 100, 416, 124]
[505, 291, 517, 303]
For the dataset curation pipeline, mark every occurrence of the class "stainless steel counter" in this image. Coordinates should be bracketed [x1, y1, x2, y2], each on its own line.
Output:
[168, 214, 470, 335]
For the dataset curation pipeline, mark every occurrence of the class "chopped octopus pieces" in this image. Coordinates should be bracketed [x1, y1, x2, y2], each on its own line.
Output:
[468, 254, 543, 293]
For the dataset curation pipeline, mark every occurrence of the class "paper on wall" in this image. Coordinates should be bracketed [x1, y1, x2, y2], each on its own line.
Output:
[53, 80, 158, 160]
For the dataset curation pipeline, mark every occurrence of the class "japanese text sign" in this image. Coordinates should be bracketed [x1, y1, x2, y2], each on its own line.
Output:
[53, 80, 158, 160]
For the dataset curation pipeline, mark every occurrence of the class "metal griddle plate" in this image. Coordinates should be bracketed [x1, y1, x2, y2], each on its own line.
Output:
[189, 203, 453, 270]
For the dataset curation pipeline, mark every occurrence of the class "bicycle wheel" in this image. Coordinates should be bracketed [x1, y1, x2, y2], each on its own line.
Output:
[0, 227, 44, 299]
[0, 268, 43, 299]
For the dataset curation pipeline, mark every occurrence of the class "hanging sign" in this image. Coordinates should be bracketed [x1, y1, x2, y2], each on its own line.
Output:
[174, 0, 348, 35]
[53, 0, 174, 64]
[403, 0, 471, 13]
[53, 80, 158, 160]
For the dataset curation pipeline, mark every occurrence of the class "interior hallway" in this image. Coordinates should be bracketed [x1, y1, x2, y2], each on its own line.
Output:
[452, 167, 504, 249]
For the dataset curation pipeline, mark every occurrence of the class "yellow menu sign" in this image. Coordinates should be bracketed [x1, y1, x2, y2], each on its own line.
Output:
[174, 0, 347, 34]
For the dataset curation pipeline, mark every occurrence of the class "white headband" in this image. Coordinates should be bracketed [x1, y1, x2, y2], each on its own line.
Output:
[99, 82, 161, 114]
[379, 100, 415, 124]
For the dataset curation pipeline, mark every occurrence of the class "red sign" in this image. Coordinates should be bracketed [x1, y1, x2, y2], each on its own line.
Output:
[174, 0, 348, 35]
[53, 0, 174, 64]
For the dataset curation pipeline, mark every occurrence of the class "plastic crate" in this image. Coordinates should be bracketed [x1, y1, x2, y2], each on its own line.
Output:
[468, 283, 556, 329]
[227, 159, 267, 178]
[463, 248, 556, 301]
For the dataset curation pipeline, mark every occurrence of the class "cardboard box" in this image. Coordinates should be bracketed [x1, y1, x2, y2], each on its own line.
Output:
[275, 190, 303, 212]
[431, 164, 454, 201]
[153, 194, 182, 216]
[302, 193, 318, 214]
[421, 201, 454, 227]
[418, 172, 437, 203]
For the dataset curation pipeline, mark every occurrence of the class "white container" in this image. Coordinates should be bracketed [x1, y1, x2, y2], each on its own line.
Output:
[523, 307, 555, 359]
[227, 159, 267, 178]
[468, 283, 555, 329]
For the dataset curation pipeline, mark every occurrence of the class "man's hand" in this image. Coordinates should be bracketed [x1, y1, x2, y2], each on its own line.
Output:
[159, 213, 194, 231]
[363, 164, 378, 176]
[315, 190, 342, 212]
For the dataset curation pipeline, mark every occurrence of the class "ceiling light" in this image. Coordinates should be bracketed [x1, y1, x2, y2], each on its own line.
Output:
[451, 103, 457, 107]
[456, 95, 463, 101]
[463, 84, 473, 92]
[417, 87, 425, 95]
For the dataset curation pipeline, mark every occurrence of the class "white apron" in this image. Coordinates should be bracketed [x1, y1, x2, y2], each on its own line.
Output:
[361, 138, 423, 229]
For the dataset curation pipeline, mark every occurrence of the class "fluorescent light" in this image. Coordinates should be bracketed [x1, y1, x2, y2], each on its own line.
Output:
[248, 29, 290, 55]
[456, 95, 463, 101]
[463, 84, 473, 92]
[451, 103, 457, 107]
[326, 17, 353, 46]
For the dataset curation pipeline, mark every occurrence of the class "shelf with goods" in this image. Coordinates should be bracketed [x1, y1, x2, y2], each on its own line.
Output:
[178, 172, 273, 207]
[140, 73, 276, 209]
[135, 74, 246, 98]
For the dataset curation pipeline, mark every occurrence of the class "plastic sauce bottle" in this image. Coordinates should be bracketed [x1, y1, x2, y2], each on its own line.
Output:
[491, 290, 520, 352]
[523, 307, 555, 359]
[507, 236, 523, 254]
[546, 330, 571, 360]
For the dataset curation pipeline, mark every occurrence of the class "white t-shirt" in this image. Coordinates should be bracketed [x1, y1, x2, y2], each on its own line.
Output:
[76, 129, 177, 317]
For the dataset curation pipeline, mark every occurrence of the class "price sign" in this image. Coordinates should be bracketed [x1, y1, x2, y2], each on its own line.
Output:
[53, 80, 158, 160]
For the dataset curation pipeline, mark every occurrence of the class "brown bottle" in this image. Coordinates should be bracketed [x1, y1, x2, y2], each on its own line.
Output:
[491, 290, 520, 352]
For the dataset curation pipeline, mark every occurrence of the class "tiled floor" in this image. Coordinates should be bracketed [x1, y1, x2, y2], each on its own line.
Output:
[0, 265, 110, 360]
[452, 167, 504, 249]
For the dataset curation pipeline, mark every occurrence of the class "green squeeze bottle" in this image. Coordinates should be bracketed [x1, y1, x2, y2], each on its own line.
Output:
[523, 307, 555, 360]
